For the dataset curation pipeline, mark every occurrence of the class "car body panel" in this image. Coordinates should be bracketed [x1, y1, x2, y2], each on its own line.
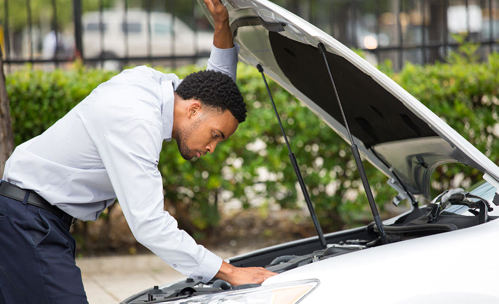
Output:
[121, 178, 499, 303]
[200, 0, 499, 199]
[263, 217, 499, 303]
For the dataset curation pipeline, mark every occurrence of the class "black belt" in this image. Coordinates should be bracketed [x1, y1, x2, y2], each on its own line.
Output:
[0, 181, 74, 227]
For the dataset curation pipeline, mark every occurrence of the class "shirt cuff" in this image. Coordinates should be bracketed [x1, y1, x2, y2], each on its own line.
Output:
[209, 44, 239, 66]
[207, 44, 240, 82]
[190, 249, 223, 283]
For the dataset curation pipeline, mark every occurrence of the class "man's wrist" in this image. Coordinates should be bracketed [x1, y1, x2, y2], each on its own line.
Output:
[213, 24, 234, 49]
[214, 20, 229, 30]
[215, 261, 235, 281]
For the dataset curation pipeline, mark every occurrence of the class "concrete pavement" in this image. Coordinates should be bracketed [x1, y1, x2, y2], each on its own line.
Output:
[77, 250, 237, 304]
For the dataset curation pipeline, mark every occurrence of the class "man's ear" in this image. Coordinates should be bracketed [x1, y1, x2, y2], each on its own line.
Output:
[187, 100, 202, 119]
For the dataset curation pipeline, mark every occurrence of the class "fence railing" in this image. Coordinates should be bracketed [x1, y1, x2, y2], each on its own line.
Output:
[0, 0, 497, 71]
[0, 0, 213, 71]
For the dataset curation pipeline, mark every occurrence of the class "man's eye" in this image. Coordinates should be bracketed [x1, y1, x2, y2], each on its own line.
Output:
[213, 133, 220, 139]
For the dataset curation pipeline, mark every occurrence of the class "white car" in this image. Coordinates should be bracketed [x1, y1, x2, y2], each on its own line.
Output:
[82, 9, 213, 64]
[122, 0, 499, 303]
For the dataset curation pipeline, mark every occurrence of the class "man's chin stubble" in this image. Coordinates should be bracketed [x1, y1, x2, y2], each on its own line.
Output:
[176, 141, 194, 161]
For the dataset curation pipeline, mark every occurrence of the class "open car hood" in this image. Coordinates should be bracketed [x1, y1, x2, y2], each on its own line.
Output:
[200, 0, 499, 199]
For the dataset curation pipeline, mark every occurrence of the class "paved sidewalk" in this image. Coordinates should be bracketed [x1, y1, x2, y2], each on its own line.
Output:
[77, 254, 185, 303]
[77, 250, 237, 304]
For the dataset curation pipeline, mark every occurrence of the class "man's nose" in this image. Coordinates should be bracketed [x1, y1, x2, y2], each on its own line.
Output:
[206, 142, 218, 153]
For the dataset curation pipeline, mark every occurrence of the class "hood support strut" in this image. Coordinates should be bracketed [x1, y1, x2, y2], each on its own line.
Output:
[317, 43, 387, 244]
[257, 64, 327, 249]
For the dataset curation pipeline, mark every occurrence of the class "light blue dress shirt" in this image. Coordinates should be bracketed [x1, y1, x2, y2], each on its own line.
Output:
[3, 45, 239, 282]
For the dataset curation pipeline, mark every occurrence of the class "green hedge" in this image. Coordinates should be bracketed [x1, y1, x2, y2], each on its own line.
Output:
[7, 66, 115, 144]
[6, 48, 498, 236]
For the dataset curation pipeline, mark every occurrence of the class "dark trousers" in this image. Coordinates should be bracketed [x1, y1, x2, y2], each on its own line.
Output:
[0, 194, 88, 304]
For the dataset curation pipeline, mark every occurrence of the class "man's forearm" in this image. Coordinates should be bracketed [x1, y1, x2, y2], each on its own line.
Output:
[205, 0, 238, 81]
[204, 0, 233, 49]
[213, 21, 233, 49]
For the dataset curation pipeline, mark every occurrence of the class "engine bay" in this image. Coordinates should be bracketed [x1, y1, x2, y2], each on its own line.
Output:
[123, 240, 368, 304]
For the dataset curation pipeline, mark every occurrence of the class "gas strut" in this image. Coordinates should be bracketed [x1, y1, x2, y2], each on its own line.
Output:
[317, 43, 387, 244]
[257, 64, 327, 249]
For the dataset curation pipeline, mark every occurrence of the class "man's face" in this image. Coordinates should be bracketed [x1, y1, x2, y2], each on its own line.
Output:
[176, 106, 239, 160]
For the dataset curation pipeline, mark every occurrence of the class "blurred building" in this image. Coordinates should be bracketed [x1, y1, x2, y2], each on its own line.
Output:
[0, 0, 497, 70]
[273, 0, 498, 69]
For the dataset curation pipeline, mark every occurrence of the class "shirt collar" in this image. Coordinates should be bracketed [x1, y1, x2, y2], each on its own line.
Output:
[160, 79, 176, 141]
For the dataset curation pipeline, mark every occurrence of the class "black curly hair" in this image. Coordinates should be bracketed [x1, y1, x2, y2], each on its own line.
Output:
[175, 70, 246, 123]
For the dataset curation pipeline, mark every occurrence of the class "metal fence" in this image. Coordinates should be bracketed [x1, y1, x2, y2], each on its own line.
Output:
[0, 0, 498, 71]
[281, 0, 499, 70]
[0, 0, 213, 70]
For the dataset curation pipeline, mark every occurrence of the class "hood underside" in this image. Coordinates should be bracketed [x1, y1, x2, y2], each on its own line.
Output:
[200, 0, 499, 199]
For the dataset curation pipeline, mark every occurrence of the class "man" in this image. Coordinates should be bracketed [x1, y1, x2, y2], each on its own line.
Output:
[0, 0, 276, 303]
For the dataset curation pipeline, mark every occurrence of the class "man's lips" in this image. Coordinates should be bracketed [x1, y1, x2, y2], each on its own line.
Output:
[194, 151, 208, 158]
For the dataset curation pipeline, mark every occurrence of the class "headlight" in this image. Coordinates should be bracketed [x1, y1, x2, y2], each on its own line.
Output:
[166, 279, 319, 304]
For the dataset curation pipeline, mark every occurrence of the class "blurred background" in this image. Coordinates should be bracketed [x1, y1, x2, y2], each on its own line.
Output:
[0, 0, 497, 71]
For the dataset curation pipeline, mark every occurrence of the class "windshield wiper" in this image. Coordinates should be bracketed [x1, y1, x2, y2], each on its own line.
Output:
[257, 64, 327, 249]
[317, 43, 387, 244]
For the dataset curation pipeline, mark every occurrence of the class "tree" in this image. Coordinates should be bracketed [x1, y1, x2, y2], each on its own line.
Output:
[0, 49, 14, 176]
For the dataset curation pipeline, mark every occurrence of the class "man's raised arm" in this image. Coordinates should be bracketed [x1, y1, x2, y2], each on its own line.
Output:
[204, 0, 238, 82]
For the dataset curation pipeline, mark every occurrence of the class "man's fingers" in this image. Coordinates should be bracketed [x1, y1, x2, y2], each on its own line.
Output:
[233, 267, 277, 286]
[204, 0, 224, 12]
[253, 268, 277, 284]
[215, 262, 277, 286]
[204, 0, 228, 17]
[203, 0, 215, 12]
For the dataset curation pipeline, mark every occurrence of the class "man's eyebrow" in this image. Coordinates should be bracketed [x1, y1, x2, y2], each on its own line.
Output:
[218, 130, 226, 140]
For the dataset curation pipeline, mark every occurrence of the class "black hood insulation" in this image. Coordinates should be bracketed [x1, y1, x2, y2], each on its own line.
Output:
[269, 32, 437, 148]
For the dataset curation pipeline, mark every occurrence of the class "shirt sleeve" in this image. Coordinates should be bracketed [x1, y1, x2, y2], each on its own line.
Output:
[206, 44, 239, 82]
[78, 67, 222, 282]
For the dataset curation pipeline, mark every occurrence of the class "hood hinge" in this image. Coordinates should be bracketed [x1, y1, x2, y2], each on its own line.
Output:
[388, 178, 410, 207]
